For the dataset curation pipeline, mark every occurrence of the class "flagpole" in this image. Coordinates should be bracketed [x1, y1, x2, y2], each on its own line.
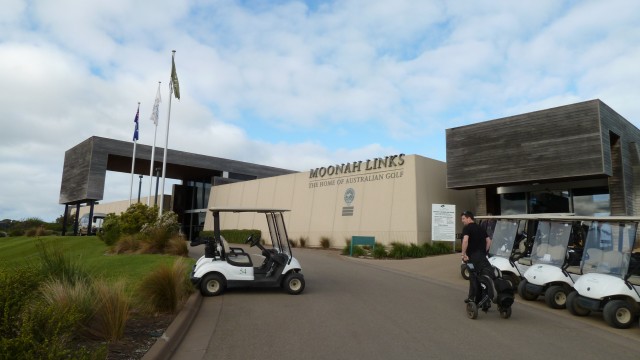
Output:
[129, 102, 140, 206]
[159, 50, 178, 218]
[148, 81, 161, 206]
[158, 87, 172, 217]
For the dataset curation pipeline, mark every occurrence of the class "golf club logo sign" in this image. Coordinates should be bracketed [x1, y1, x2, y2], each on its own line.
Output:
[344, 188, 355, 204]
[343, 188, 355, 216]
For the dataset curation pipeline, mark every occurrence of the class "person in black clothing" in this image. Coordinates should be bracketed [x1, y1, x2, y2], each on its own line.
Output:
[460, 210, 492, 303]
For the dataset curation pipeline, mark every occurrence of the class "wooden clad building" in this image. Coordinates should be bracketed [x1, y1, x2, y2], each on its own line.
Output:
[446, 99, 640, 216]
[59, 136, 295, 235]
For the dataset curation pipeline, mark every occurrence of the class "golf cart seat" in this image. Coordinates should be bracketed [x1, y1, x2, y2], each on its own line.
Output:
[221, 238, 253, 266]
[518, 257, 533, 266]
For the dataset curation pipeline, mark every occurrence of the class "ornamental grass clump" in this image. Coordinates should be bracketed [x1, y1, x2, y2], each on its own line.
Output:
[37, 240, 91, 285]
[89, 280, 130, 342]
[320, 237, 331, 249]
[298, 236, 307, 248]
[372, 243, 388, 259]
[138, 258, 193, 314]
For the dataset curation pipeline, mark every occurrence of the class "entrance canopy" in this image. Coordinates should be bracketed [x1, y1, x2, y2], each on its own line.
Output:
[59, 136, 295, 205]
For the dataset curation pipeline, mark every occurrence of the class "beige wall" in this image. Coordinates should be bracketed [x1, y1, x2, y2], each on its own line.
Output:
[204, 154, 475, 248]
[73, 195, 171, 218]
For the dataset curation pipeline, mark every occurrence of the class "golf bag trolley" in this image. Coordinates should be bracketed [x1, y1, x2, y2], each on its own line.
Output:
[465, 261, 515, 319]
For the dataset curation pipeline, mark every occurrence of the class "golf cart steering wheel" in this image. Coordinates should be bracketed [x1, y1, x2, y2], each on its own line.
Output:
[245, 234, 260, 247]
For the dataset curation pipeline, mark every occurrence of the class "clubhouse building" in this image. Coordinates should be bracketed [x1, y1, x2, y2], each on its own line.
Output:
[62, 99, 640, 247]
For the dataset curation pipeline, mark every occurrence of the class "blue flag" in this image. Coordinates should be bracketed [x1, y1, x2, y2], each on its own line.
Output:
[133, 105, 140, 141]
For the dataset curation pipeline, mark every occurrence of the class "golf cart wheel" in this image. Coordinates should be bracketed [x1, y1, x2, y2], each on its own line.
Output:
[466, 302, 478, 319]
[499, 307, 512, 319]
[200, 273, 226, 296]
[461, 265, 470, 280]
[517, 279, 537, 301]
[603, 300, 636, 329]
[566, 291, 590, 316]
[544, 285, 567, 309]
[283, 273, 305, 295]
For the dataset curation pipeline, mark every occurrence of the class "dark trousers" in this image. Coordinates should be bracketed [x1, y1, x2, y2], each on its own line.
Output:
[467, 252, 491, 301]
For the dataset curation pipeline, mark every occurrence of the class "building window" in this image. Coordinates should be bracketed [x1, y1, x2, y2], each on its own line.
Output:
[499, 186, 610, 216]
[529, 190, 570, 214]
[572, 187, 610, 216]
[500, 192, 527, 215]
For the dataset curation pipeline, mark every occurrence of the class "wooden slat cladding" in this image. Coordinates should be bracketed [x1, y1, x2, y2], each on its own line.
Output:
[598, 102, 640, 215]
[446, 100, 605, 189]
[59, 138, 94, 204]
[59, 136, 295, 204]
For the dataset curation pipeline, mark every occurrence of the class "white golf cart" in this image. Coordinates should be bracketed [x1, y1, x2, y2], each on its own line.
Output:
[483, 215, 535, 287]
[190, 207, 305, 296]
[460, 214, 543, 283]
[518, 216, 586, 309]
[566, 217, 640, 329]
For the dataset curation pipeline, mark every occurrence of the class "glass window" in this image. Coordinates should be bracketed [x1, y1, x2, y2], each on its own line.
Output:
[529, 190, 570, 214]
[500, 192, 526, 215]
[572, 189, 610, 216]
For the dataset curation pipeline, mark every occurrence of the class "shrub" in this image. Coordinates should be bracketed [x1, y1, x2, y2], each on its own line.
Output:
[320, 237, 331, 249]
[118, 203, 158, 235]
[5, 217, 48, 237]
[99, 213, 122, 246]
[288, 239, 298, 248]
[0, 266, 41, 338]
[109, 210, 186, 255]
[8, 299, 100, 359]
[430, 242, 452, 254]
[141, 210, 180, 238]
[351, 246, 366, 257]
[407, 244, 426, 258]
[298, 236, 307, 248]
[388, 242, 409, 259]
[138, 258, 192, 313]
[372, 243, 388, 259]
[0, 248, 111, 358]
[100, 204, 160, 246]
[24, 226, 45, 237]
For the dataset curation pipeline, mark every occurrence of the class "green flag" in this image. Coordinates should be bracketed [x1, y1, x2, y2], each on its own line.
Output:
[171, 53, 180, 100]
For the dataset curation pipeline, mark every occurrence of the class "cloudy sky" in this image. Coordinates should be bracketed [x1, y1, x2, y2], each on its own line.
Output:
[2, 0, 640, 222]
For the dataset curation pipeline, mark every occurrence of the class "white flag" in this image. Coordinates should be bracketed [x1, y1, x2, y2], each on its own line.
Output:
[150, 82, 161, 125]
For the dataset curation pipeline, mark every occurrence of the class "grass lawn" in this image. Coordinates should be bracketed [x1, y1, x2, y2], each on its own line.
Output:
[0, 235, 194, 294]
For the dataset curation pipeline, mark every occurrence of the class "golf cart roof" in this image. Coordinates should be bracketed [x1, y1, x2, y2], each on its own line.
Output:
[209, 207, 290, 213]
[475, 214, 640, 222]
[475, 214, 573, 220]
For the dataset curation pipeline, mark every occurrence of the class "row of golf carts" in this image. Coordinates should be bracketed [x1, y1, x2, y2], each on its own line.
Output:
[462, 214, 640, 329]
